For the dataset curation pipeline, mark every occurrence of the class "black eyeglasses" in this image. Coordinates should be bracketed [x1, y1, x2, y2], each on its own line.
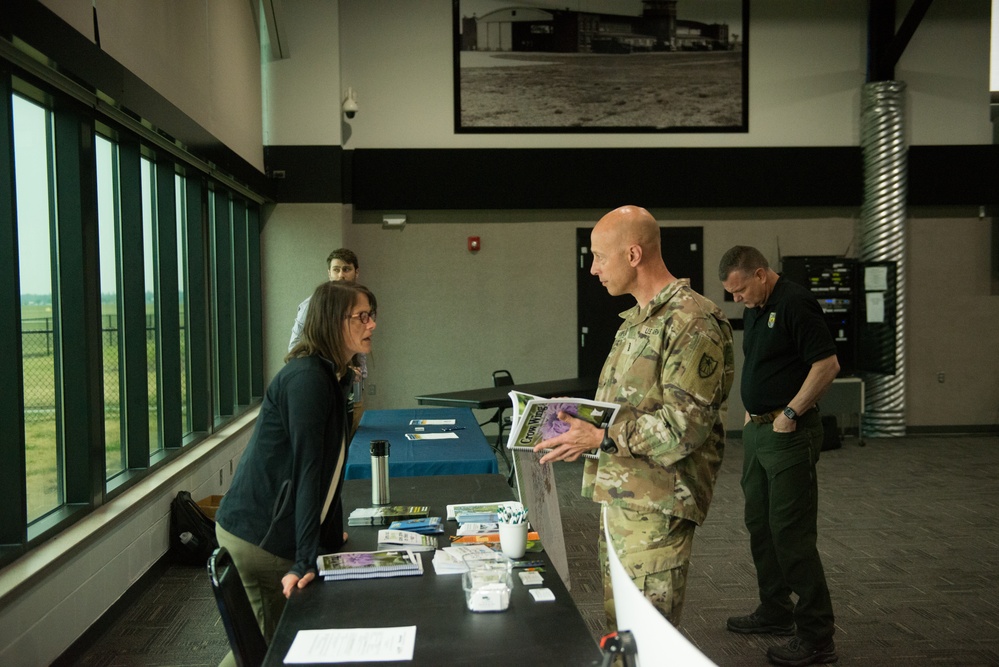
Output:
[347, 311, 376, 324]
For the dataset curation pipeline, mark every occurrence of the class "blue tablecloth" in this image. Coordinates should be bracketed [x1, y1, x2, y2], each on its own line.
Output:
[344, 407, 500, 480]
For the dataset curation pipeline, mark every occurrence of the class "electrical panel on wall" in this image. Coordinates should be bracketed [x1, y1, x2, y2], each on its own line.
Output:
[780, 256, 896, 377]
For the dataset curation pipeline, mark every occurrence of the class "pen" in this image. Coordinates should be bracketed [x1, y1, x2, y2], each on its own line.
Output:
[441, 427, 466, 432]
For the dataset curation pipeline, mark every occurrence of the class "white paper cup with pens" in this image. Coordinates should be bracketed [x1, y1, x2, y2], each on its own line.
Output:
[498, 503, 528, 559]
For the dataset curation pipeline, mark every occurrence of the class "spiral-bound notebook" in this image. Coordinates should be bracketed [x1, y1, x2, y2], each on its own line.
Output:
[317, 549, 424, 581]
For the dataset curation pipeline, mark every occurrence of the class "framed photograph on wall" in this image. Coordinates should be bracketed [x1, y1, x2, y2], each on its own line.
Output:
[453, 0, 748, 133]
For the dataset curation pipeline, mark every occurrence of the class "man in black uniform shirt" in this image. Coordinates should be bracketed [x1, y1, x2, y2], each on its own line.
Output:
[719, 246, 840, 667]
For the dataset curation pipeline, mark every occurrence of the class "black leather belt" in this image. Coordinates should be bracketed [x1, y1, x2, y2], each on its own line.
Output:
[749, 408, 783, 424]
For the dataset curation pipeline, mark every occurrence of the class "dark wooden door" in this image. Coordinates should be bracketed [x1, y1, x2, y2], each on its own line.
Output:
[576, 227, 704, 378]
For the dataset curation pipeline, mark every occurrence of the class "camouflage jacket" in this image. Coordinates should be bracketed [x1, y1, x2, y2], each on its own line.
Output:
[582, 279, 735, 525]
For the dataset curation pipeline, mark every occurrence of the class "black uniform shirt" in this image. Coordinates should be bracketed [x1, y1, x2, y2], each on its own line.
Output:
[741, 278, 837, 414]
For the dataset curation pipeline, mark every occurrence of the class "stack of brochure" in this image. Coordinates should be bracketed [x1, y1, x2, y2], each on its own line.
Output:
[347, 505, 430, 527]
[387, 516, 444, 534]
[432, 544, 495, 575]
[317, 549, 424, 581]
[376, 529, 438, 552]
[505, 391, 620, 460]
[456, 522, 499, 536]
[450, 530, 540, 546]
[446, 501, 517, 525]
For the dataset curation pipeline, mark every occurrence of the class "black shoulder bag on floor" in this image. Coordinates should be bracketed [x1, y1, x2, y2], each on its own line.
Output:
[169, 490, 220, 565]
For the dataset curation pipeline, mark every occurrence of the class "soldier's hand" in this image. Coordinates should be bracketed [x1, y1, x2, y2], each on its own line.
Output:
[534, 411, 602, 464]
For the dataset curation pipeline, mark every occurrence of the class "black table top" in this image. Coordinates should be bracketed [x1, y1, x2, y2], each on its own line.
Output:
[415, 377, 598, 410]
[263, 474, 602, 666]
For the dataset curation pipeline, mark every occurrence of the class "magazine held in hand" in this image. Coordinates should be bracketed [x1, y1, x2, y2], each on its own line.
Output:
[505, 391, 619, 460]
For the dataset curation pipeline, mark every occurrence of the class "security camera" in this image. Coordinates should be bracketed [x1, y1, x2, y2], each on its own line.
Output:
[342, 88, 358, 119]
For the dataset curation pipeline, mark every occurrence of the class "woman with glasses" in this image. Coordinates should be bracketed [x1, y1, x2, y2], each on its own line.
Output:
[214, 281, 377, 661]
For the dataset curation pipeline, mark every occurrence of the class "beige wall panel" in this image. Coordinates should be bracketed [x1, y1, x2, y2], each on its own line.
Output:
[262, 0, 342, 145]
[206, 0, 264, 170]
[261, 203, 346, 380]
[57, 0, 265, 171]
[344, 210, 861, 432]
[39, 0, 94, 40]
[907, 215, 999, 425]
[97, 0, 210, 130]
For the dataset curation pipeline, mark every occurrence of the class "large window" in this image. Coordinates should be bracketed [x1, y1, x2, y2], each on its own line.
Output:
[0, 69, 264, 564]
[176, 174, 192, 437]
[96, 134, 125, 478]
[141, 156, 161, 455]
[13, 94, 62, 523]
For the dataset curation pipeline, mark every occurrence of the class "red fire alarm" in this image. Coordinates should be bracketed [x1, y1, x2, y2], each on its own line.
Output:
[468, 236, 481, 252]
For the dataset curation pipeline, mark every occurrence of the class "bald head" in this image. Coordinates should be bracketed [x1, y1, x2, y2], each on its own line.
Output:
[593, 205, 661, 260]
[590, 205, 674, 306]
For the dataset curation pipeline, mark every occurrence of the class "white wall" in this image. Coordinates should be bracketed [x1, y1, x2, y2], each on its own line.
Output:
[337, 0, 992, 148]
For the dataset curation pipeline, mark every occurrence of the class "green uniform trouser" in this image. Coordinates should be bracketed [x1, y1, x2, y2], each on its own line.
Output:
[742, 409, 834, 644]
[215, 524, 293, 667]
[599, 505, 695, 631]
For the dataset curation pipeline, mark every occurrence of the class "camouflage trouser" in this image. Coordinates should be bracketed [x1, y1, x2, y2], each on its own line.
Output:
[599, 505, 696, 630]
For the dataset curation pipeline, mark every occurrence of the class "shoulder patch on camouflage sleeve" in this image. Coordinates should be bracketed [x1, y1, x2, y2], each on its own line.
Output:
[678, 333, 725, 405]
[698, 352, 718, 378]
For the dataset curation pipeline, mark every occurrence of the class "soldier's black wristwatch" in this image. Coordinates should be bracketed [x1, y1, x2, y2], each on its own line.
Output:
[783, 406, 798, 421]
[599, 429, 618, 454]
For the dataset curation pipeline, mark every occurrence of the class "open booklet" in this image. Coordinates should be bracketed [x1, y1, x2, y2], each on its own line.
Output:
[505, 391, 620, 460]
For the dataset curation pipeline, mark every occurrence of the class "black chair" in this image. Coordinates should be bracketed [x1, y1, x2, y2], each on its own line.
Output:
[208, 547, 268, 667]
[478, 370, 514, 468]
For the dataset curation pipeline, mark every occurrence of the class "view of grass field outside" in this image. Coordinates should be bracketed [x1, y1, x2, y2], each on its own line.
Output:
[14, 93, 61, 523]
[18, 104, 189, 523]
[21, 304, 178, 519]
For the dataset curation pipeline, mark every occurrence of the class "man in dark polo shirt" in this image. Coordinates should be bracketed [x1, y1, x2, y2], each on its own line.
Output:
[719, 245, 840, 667]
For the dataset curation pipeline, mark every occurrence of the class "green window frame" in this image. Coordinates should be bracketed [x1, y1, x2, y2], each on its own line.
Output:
[0, 62, 264, 566]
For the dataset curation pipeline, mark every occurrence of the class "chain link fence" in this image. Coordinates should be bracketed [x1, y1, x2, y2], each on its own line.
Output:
[21, 315, 160, 423]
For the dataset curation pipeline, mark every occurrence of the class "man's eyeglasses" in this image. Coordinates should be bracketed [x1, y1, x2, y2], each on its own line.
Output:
[347, 311, 376, 324]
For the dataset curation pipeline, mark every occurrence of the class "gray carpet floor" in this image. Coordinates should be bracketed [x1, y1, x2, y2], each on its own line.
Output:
[68, 433, 999, 666]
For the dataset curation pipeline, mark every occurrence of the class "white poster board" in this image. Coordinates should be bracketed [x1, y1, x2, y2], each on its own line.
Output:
[511, 449, 571, 589]
[604, 507, 717, 667]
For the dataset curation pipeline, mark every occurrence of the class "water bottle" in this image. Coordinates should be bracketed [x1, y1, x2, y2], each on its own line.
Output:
[370, 439, 390, 505]
[179, 531, 200, 549]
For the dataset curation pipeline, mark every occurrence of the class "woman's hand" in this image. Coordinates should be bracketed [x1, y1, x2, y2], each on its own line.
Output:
[282, 571, 316, 598]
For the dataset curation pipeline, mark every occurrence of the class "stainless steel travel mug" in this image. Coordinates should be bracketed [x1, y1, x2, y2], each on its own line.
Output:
[370, 439, 390, 505]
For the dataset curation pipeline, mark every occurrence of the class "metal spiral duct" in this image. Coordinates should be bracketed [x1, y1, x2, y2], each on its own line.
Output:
[859, 81, 907, 437]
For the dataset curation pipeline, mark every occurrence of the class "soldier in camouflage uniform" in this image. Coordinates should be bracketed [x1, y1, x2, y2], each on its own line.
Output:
[535, 205, 734, 629]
